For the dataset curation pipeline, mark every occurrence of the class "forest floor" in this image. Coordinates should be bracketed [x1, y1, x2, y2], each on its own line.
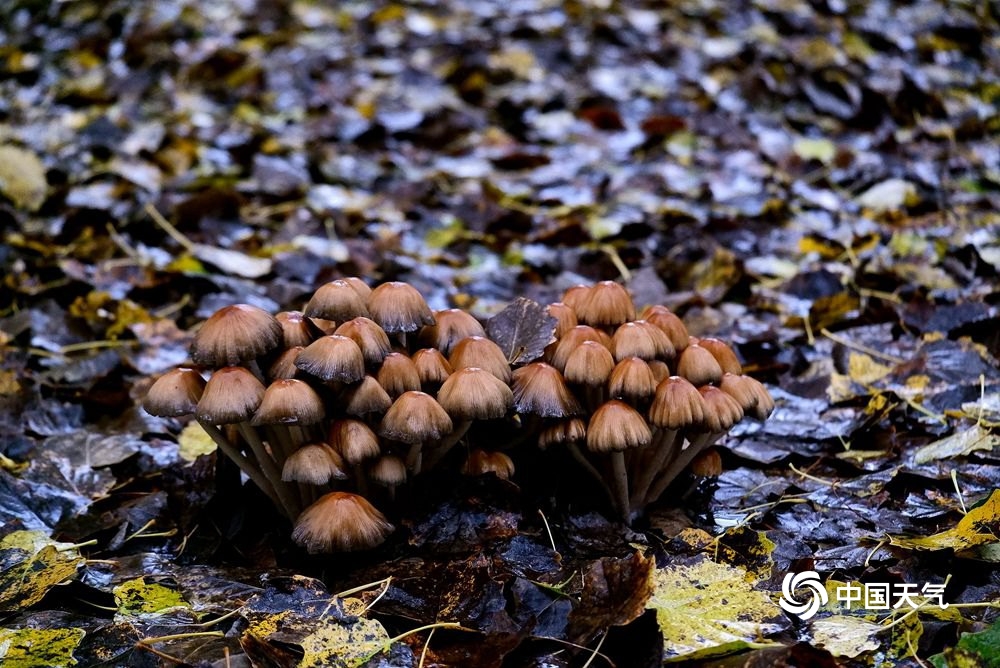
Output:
[0, 0, 999, 666]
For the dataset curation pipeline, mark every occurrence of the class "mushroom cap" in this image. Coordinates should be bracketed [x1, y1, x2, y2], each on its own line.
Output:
[576, 281, 635, 327]
[462, 449, 515, 480]
[676, 344, 723, 387]
[275, 311, 323, 349]
[251, 379, 325, 426]
[690, 448, 723, 477]
[537, 418, 587, 449]
[546, 302, 578, 338]
[548, 326, 612, 371]
[647, 360, 671, 384]
[699, 385, 744, 433]
[418, 309, 486, 355]
[448, 336, 512, 384]
[511, 362, 581, 418]
[341, 376, 392, 416]
[328, 419, 381, 464]
[608, 357, 657, 403]
[144, 368, 206, 417]
[698, 337, 742, 376]
[743, 376, 775, 420]
[268, 346, 304, 381]
[648, 376, 706, 430]
[642, 308, 689, 355]
[411, 348, 453, 388]
[367, 281, 435, 334]
[369, 455, 407, 487]
[333, 317, 392, 367]
[611, 320, 674, 361]
[718, 373, 757, 413]
[304, 279, 371, 321]
[190, 304, 283, 367]
[561, 285, 591, 314]
[295, 335, 366, 384]
[291, 491, 393, 553]
[341, 276, 372, 299]
[586, 400, 652, 453]
[563, 340, 616, 386]
[196, 366, 266, 424]
[376, 352, 422, 399]
[379, 391, 452, 444]
[437, 367, 513, 421]
[282, 444, 348, 484]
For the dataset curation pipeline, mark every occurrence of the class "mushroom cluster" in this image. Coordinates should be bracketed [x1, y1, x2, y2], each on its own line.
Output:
[144, 278, 773, 551]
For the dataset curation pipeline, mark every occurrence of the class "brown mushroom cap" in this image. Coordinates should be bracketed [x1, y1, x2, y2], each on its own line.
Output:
[341, 376, 392, 416]
[291, 491, 393, 553]
[418, 309, 486, 355]
[462, 449, 515, 480]
[295, 335, 366, 383]
[611, 320, 675, 361]
[699, 385, 744, 433]
[608, 357, 657, 403]
[642, 308, 689, 355]
[743, 376, 775, 420]
[647, 360, 671, 384]
[411, 348, 453, 388]
[698, 338, 742, 376]
[548, 326, 612, 371]
[563, 340, 616, 386]
[718, 373, 757, 412]
[546, 302, 578, 338]
[648, 376, 707, 430]
[275, 311, 324, 349]
[282, 443, 348, 484]
[190, 304, 283, 367]
[268, 346, 304, 381]
[304, 279, 371, 321]
[196, 366, 266, 424]
[586, 400, 652, 453]
[676, 344, 724, 387]
[576, 281, 636, 327]
[328, 419, 381, 464]
[144, 368, 206, 417]
[690, 448, 723, 477]
[511, 363, 581, 418]
[251, 379, 325, 426]
[367, 281, 435, 334]
[537, 418, 587, 449]
[369, 454, 407, 487]
[376, 352, 422, 399]
[379, 391, 453, 444]
[561, 285, 591, 314]
[333, 317, 392, 367]
[448, 336, 512, 383]
[437, 367, 513, 421]
[341, 276, 372, 299]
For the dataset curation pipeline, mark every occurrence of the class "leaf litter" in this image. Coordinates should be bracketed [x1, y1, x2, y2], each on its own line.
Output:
[0, 0, 999, 665]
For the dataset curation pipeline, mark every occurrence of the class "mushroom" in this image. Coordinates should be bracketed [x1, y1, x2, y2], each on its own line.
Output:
[334, 317, 392, 368]
[608, 357, 657, 407]
[190, 304, 283, 369]
[575, 281, 635, 329]
[295, 335, 366, 385]
[367, 281, 435, 348]
[282, 443, 348, 485]
[291, 491, 393, 553]
[448, 336, 512, 384]
[611, 321, 674, 362]
[379, 390, 452, 473]
[275, 311, 323, 349]
[340, 375, 393, 418]
[563, 340, 615, 411]
[547, 326, 612, 372]
[369, 454, 407, 501]
[304, 279, 370, 321]
[144, 368, 205, 417]
[418, 309, 486, 355]
[462, 449, 515, 480]
[697, 338, 742, 376]
[676, 343, 724, 387]
[641, 306, 689, 356]
[546, 302, 578, 338]
[411, 348, 453, 392]
[431, 367, 513, 469]
[376, 352, 421, 399]
[586, 400, 651, 522]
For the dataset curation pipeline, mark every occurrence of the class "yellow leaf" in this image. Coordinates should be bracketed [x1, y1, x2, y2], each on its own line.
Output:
[793, 137, 836, 163]
[913, 424, 1000, 464]
[848, 352, 893, 385]
[178, 421, 217, 462]
[890, 490, 1000, 551]
[0, 145, 47, 211]
[648, 559, 785, 662]
[299, 616, 391, 668]
[0, 627, 85, 668]
[0, 532, 84, 612]
[113, 578, 190, 617]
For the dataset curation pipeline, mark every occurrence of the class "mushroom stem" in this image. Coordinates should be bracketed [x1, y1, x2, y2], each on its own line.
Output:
[405, 443, 424, 475]
[198, 420, 283, 512]
[610, 451, 630, 524]
[237, 422, 300, 519]
[643, 431, 724, 507]
[629, 427, 678, 513]
[565, 441, 617, 511]
[421, 420, 471, 471]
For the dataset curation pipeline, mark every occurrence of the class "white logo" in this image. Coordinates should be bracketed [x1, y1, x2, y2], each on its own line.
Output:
[779, 571, 829, 620]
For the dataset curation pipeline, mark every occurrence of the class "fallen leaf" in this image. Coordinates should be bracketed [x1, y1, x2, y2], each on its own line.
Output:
[913, 424, 999, 464]
[889, 490, 1000, 551]
[0, 145, 47, 211]
[856, 178, 919, 211]
[0, 627, 85, 668]
[485, 297, 557, 365]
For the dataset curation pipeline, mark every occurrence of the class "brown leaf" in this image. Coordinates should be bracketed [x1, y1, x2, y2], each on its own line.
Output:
[485, 297, 557, 365]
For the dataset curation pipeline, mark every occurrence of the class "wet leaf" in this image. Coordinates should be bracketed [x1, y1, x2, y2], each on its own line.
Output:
[913, 424, 1000, 464]
[0, 531, 84, 612]
[648, 558, 784, 662]
[177, 421, 217, 462]
[485, 297, 557, 365]
[929, 617, 1000, 668]
[0, 627, 85, 668]
[0, 145, 47, 211]
[113, 578, 190, 618]
[889, 490, 1000, 551]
